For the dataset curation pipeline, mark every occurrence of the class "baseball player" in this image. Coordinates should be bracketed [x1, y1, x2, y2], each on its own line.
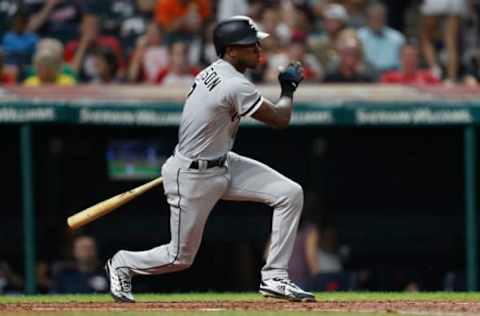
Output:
[105, 16, 315, 303]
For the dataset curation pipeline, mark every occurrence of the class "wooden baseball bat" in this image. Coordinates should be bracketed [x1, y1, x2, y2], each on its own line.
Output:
[67, 177, 164, 230]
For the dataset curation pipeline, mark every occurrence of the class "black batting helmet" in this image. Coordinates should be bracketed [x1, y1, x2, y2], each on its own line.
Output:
[213, 16, 269, 57]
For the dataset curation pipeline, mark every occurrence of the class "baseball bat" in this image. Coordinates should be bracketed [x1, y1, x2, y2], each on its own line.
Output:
[67, 177, 164, 230]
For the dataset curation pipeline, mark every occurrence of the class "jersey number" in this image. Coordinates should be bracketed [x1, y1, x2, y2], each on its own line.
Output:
[187, 82, 197, 99]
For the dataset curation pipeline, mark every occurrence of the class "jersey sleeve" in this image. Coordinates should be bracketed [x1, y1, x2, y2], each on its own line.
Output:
[230, 78, 264, 118]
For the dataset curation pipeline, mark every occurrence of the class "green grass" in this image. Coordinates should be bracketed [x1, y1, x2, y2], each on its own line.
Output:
[2, 292, 480, 303]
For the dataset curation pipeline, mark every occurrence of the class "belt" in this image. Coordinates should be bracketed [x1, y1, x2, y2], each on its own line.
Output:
[189, 156, 226, 169]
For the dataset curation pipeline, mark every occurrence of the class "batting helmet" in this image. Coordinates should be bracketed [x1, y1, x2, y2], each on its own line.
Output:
[213, 16, 269, 57]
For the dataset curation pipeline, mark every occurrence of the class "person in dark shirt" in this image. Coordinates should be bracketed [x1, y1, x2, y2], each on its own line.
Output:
[90, 47, 123, 84]
[52, 235, 108, 294]
[88, 0, 155, 55]
[0, 0, 18, 39]
[324, 36, 374, 83]
[25, 0, 87, 43]
[0, 260, 23, 294]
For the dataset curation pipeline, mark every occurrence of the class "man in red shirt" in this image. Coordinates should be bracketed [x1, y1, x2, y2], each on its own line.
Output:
[381, 43, 440, 85]
[0, 49, 16, 85]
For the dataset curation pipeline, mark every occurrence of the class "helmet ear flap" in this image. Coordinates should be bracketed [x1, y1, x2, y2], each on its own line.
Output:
[217, 45, 226, 58]
[220, 49, 226, 58]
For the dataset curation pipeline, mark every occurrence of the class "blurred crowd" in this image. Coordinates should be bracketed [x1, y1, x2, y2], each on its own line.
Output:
[1, 235, 108, 294]
[0, 0, 479, 87]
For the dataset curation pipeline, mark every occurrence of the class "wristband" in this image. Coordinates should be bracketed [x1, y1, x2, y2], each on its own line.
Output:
[280, 88, 294, 98]
[280, 82, 296, 98]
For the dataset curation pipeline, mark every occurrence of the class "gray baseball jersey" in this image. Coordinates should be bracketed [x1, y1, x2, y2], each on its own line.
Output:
[177, 59, 264, 160]
[112, 59, 304, 284]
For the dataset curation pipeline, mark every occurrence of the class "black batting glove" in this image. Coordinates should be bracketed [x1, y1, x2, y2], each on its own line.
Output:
[278, 61, 304, 98]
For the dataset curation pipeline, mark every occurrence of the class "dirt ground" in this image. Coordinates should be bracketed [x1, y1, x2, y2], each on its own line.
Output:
[2, 300, 480, 314]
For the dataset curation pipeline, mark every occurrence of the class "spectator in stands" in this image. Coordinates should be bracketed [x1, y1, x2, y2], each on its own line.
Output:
[1, 9, 38, 67]
[333, 0, 369, 29]
[259, 5, 291, 46]
[0, 0, 17, 39]
[0, 260, 23, 294]
[154, 0, 210, 39]
[90, 0, 156, 55]
[316, 225, 343, 274]
[128, 22, 168, 83]
[88, 0, 156, 56]
[246, 0, 266, 21]
[324, 35, 374, 83]
[357, 3, 405, 74]
[309, 3, 351, 70]
[289, 190, 349, 291]
[120, 0, 156, 54]
[65, 14, 125, 82]
[36, 260, 53, 294]
[23, 47, 76, 86]
[382, 0, 413, 32]
[265, 32, 323, 83]
[463, 49, 480, 86]
[25, 38, 77, 82]
[87, 0, 132, 35]
[52, 235, 108, 294]
[155, 40, 200, 85]
[26, 0, 86, 43]
[380, 43, 440, 85]
[189, 21, 217, 68]
[289, 217, 321, 288]
[0, 49, 16, 85]
[419, 0, 469, 83]
[307, 223, 352, 292]
[91, 47, 122, 84]
[281, 1, 313, 37]
[217, 0, 248, 21]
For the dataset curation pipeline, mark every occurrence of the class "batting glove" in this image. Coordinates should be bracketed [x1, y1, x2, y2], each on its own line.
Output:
[278, 61, 304, 98]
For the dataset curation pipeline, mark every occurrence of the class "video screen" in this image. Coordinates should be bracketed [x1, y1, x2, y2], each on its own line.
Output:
[106, 140, 172, 180]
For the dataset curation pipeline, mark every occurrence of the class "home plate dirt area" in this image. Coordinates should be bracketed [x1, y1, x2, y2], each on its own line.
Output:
[2, 300, 480, 313]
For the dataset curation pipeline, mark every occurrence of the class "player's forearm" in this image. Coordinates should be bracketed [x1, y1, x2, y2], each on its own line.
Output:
[252, 62, 302, 129]
[270, 73, 298, 128]
[271, 96, 293, 128]
[252, 96, 293, 129]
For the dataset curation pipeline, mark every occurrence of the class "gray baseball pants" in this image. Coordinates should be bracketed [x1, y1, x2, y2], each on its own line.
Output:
[112, 151, 303, 281]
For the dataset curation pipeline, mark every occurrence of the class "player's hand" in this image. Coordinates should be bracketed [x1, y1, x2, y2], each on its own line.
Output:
[278, 61, 304, 97]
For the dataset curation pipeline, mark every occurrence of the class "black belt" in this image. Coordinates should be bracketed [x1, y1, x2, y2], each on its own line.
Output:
[189, 156, 226, 169]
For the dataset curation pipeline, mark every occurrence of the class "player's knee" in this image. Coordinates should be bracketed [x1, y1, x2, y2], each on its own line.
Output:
[288, 182, 303, 209]
[174, 262, 191, 271]
[174, 257, 194, 271]
[276, 181, 303, 209]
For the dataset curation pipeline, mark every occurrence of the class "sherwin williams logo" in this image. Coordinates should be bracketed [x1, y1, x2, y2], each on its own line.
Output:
[79, 108, 181, 126]
[0, 107, 55, 122]
[356, 108, 473, 124]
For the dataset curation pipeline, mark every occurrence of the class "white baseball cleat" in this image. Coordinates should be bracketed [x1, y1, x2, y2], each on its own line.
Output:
[105, 259, 135, 303]
[259, 278, 316, 302]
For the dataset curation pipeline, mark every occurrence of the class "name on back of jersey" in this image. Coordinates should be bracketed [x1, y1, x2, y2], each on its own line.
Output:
[198, 67, 222, 92]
